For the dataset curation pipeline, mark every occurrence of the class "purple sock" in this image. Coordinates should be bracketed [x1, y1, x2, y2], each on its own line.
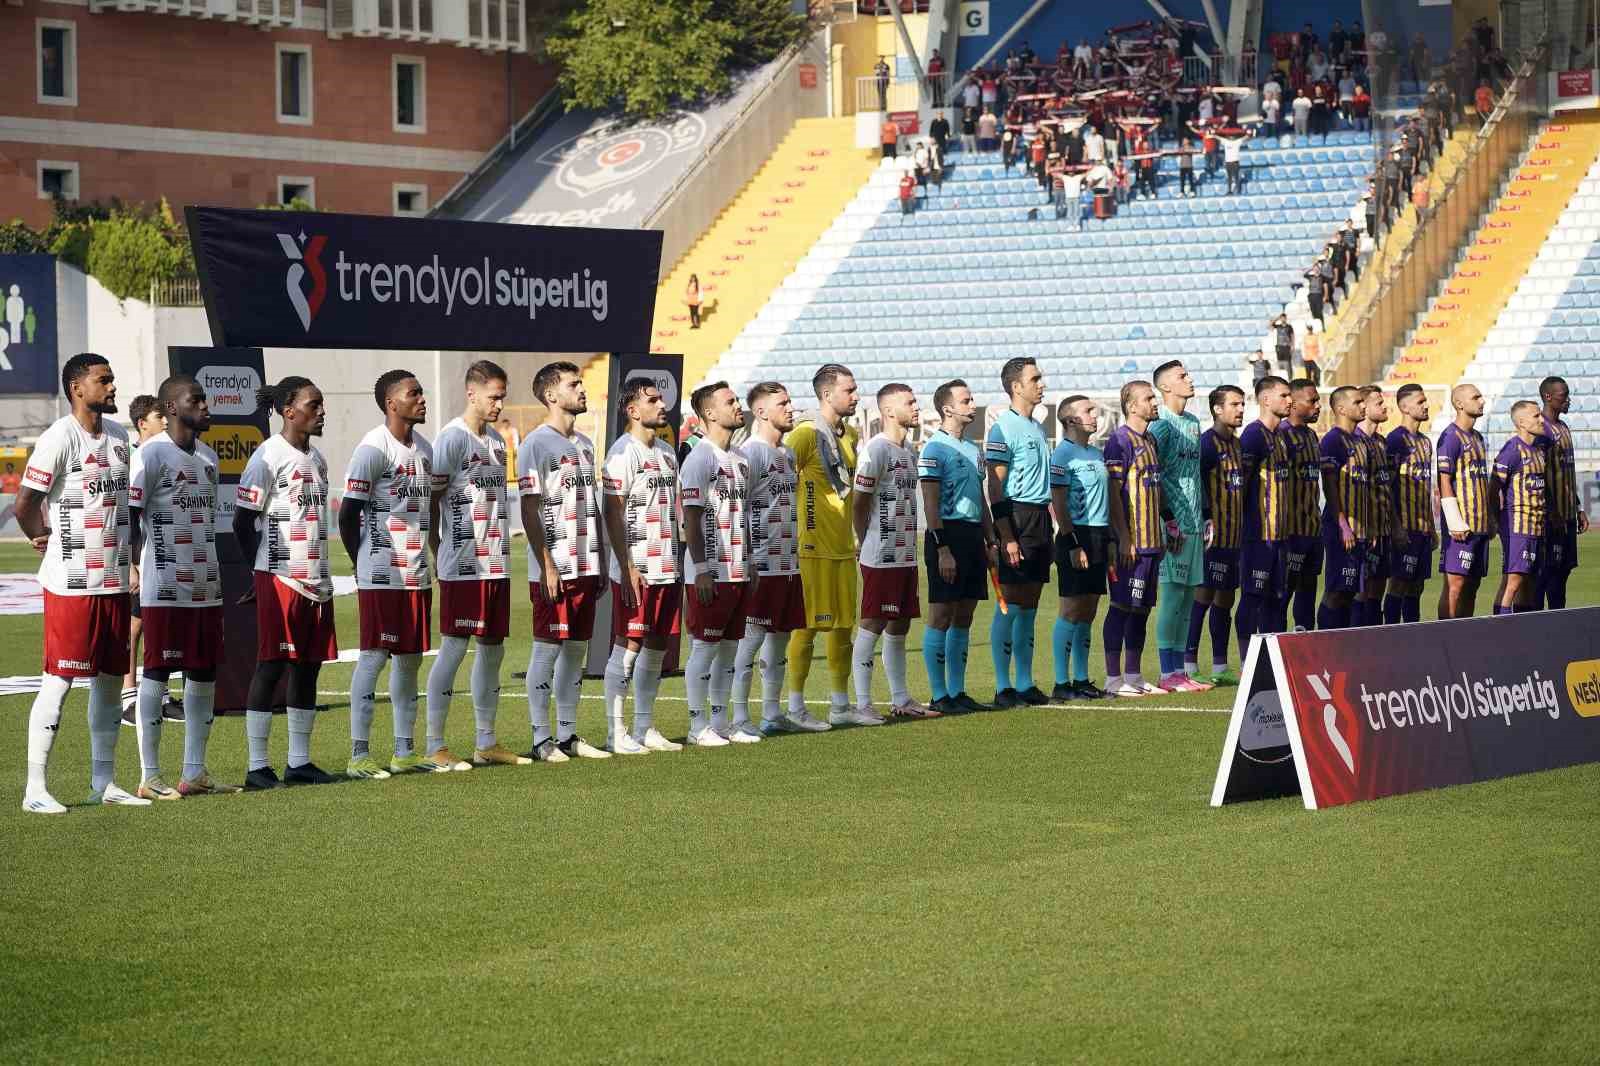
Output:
[1545, 573, 1568, 610]
[1494, 604, 1512, 616]
[1292, 585, 1317, 630]
[1234, 594, 1261, 649]
[1208, 604, 1232, 667]
[1352, 599, 1372, 626]
[1186, 600, 1209, 661]
[1403, 596, 1421, 623]
[1383, 594, 1403, 625]
[1103, 608, 1126, 676]
[1317, 602, 1343, 630]
[1123, 610, 1149, 677]
[1265, 597, 1290, 634]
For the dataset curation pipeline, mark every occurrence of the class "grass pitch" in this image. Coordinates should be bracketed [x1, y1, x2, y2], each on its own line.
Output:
[2, 539, 1597, 1064]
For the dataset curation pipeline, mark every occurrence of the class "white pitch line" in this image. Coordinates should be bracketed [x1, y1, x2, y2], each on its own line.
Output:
[313, 691, 1226, 715]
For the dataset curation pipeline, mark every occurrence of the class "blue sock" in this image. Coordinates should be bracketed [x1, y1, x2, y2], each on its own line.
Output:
[1011, 608, 1038, 691]
[1071, 621, 1091, 682]
[1052, 617, 1073, 686]
[990, 609, 1012, 691]
[923, 627, 948, 702]
[947, 626, 971, 696]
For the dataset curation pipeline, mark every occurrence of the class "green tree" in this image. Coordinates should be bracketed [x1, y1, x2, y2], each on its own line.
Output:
[84, 212, 191, 301]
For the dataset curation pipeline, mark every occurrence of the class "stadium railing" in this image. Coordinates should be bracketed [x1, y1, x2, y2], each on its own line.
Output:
[855, 73, 949, 114]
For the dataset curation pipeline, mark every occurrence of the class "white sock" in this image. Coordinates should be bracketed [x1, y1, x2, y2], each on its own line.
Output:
[525, 641, 560, 746]
[425, 635, 469, 755]
[135, 676, 166, 778]
[852, 628, 881, 709]
[88, 673, 121, 792]
[709, 639, 738, 731]
[760, 632, 788, 722]
[286, 706, 315, 768]
[882, 633, 910, 706]
[246, 709, 272, 771]
[633, 647, 665, 737]
[603, 644, 638, 745]
[472, 641, 505, 749]
[553, 641, 586, 742]
[685, 638, 718, 733]
[1184, 658, 1200, 676]
[350, 649, 387, 758]
[1106, 673, 1124, 691]
[26, 674, 70, 796]
[788, 690, 807, 716]
[390, 652, 422, 758]
[181, 680, 215, 782]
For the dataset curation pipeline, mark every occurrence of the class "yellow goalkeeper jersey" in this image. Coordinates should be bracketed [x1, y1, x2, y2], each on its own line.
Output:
[784, 419, 859, 559]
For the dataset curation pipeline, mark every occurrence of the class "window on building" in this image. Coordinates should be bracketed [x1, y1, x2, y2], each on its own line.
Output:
[38, 161, 79, 201]
[394, 56, 425, 133]
[278, 177, 315, 208]
[276, 45, 312, 125]
[393, 184, 427, 217]
[37, 21, 77, 106]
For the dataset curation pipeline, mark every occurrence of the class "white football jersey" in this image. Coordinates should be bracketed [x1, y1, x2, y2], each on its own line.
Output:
[602, 433, 680, 586]
[515, 424, 602, 582]
[129, 432, 221, 608]
[430, 418, 511, 582]
[854, 434, 919, 568]
[739, 437, 800, 577]
[679, 437, 749, 583]
[236, 434, 333, 602]
[23, 416, 132, 596]
[343, 425, 433, 591]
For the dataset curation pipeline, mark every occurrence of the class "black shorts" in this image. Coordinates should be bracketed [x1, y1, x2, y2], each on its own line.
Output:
[997, 501, 1053, 585]
[925, 520, 989, 604]
[1057, 525, 1110, 597]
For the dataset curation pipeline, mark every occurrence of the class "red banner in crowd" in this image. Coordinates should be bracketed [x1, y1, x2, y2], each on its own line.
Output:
[1212, 609, 1600, 809]
[1556, 69, 1594, 98]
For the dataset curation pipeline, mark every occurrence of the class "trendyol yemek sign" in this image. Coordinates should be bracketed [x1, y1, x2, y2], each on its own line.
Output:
[186, 207, 663, 352]
[1212, 609, 1600, 809]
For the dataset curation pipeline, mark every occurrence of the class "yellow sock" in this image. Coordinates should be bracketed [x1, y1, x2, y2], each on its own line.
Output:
[826, 628, 852, 702]
[786, 628, 816, 705]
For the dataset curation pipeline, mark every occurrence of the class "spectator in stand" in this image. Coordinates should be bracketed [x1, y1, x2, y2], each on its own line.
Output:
[1001, 127, 1017, 172]
[927, 138, 944, 187]
[1298, 22, 1318, 61]
[1177, 136, 1197, 198]
[1408, 33, 1431, 87]
[1302, 322, 1322, 385]
[1338, 69, 1357, 127]
[1350, 20, 1366, 59]
[1135, 150, 1157, 200]
[881, 115, 899, 158]
[1083, 122, 1105, 166]
[898, 170, 916, 214]
[1340, 220, 1361, 281]
[1215, 125, 1255, 196]
[1019, 41, 1035, 66]
[685, 273, 703, 329]
[875, 57, 890, 111]
[1308, 48, 1330, 84]
[1291, 87, 1311, 138]
[1262, 90, 1282, 137]
[977, 108, 999, 151]
[1196, 91, 1215, 127]
[1248, 349, 1270, 384]
[929, 109, 950, 157]
[961, 106, 978, 153]
[912, 139, 931, 196]
[1329, 19, 1348, 64]
[1475, 80, 1495, 126]
[1304, 256, 1329, 324]
[980, 72, 999, 114]
[1272, 313, 1295, 373]
[1352, 81, 1372, 131]
[1074, 39, 1094, 81]
[1272, 32, 1294, 76]
[1310, 77, 1331, 141]
[927, 49, 945, 108]
[1318, 249, 1337, 313]
[961, 76, 980, 113]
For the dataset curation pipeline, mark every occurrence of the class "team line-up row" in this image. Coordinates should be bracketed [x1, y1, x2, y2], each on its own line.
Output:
[12, 353, 1585, 813]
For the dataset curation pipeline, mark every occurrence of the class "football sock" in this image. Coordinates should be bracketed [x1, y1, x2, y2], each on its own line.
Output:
[924, 626, 950, 701]
[26, 674, 70, 796]
[1103, 607, 1127, 679]
[1383, 594, 1403, 625]
[634, 646, 666, 735]
[825, 628, 852, 706]
[136, 676, 166, 778]
[426, 635, 469, 755]
[1185, 599, 1209, 671]
[1513, 603, 1534, 614]
[1292, 584, 1318, 630]
[1209, 604, 1232, 671]
[286, 706, 315, 768]
[1123, 610, 1149, 680]
[1545, 573, 1568, 610]
[552, 641, 585, 743]
[246, 709, 272, 771]
[852, 628, 881, 709]
[603, 644, 638, 744]
[785, 628, 816, 705]
[1010, 607, 1038, 691]
[1234, 594, 1261, 649]
[471, 641, 505, 750]
[1266, 597, 1290, 634]
[389, 653, 422, 758]
[88, 673, 120, 793]
[685, 637, 718, 733]
[1494, 603, 1512, 615]
[1154, 586, 1190, 666]
[946, 625, 971, 695]
[732, 627, 764, 722]
[1071, 620, 1092, 683]
[759, 632, 787, 722]
[525, 641, 560, 746]
[882, 632, 910, 706]
[1051, 617, 1072, 686]
[990, 608, 1013, 690]
[349, 649, 386, 759]
[181, 680, 215, 782]
[708, 639, 738, 732]
[1403, 595, 1421, 623]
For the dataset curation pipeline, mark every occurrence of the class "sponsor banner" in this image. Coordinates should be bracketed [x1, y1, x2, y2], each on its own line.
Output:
[1557, 69, 1594, 98]
[798, 63, 819, 90]
[0, 254, 59, 394]
[1213, 611, 1600, 809]
[186, 207, 662, 353]
[889, 111, 921, 135]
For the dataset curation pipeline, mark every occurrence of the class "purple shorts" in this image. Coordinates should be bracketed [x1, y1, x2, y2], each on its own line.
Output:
[1362, 538, 1391, 582]
[1502, 530, 1542, 575]
[1389, 532, 1434, 582]
[1323, 534, 1368, 595]
[1109, 551, 1161, 610]
[1203, 547, 1240, 591]
[1286, 535, 1322, 583]
[1439, 533, 1491, 578]
[1241, 540, 1288, 600]
[1543, 520, 1578, 575]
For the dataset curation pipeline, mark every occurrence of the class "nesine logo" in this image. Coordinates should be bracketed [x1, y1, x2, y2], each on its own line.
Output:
[277, 232, 328, 331]
[1305, 671, 1356, 774]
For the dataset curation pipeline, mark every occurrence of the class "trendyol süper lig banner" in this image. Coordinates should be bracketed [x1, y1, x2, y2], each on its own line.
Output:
[185, 207, 663, 353]
[1212, 609, 1600, 809]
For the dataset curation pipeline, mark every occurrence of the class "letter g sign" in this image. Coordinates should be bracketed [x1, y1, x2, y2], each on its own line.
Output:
[958, 1, 989, 36]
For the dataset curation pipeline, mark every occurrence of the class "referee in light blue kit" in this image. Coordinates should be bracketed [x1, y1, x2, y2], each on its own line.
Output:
[984, 357, 1053, 707]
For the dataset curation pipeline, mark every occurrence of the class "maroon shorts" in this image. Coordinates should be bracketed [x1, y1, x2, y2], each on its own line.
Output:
[255, 572, 338, 663]
[611, 580, 682, 641]
[744, 572, 807, 632]
[438, 579, 511, 641]
[141, 604, 223, 672]
[358, 588, 432, 654]
[860, 565, 921, 622]
[530, 575, 602, 642]
[686, 580, 750, 642]
[42, 590, 130, 679]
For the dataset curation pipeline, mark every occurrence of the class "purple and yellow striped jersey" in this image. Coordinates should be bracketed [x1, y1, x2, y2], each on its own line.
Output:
[1494, 436, 1547, 537]
[1319, 426, 1376, 540]
[1354, 426, 1393, 537]
[1240, 420, 1293, 542]
[1200, 429, 1244, 550]
[1436, 423, 1492, 533]
[1283, 422, 1323, 538]
[1104, 424, 1164, 553]
[1540, 415, 1578, 524]
[1385, 426, 1435, 535]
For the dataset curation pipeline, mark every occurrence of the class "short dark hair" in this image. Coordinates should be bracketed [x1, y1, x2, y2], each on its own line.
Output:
[1288, 378, 1317, 394]
[1208, 385, 1244, 414]
[1329, 384, 1361, 411]
[616, 376, 659, 420]
[255, 375, 316, 415]
[876, 382, 913, 405]
[533, 361, 580, 406]
[746, 381, 788, 410]
[1255, 375, 1289, 396]
[812, 363, 853, 399]
[1357, 384, 1382, 399]
[932, 379, 968, 418]
[1000, 357, 1037, 397]
[1057, 394, 1090, 425]
[1119, 379, 1152, 414]
[158, 374, 199, 409]
[1510, 399, 1539, 419]
[129, 395, 160, 425]
[61, 352, 109, 398]
[1152, 359, 1184, 386]
[1395, 383, 1425, 404]
[465, 360, 507, 387]
[1539, 375, 1568, 400]
[691, 380, 729, 419]
[374, 369, 417, 412]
